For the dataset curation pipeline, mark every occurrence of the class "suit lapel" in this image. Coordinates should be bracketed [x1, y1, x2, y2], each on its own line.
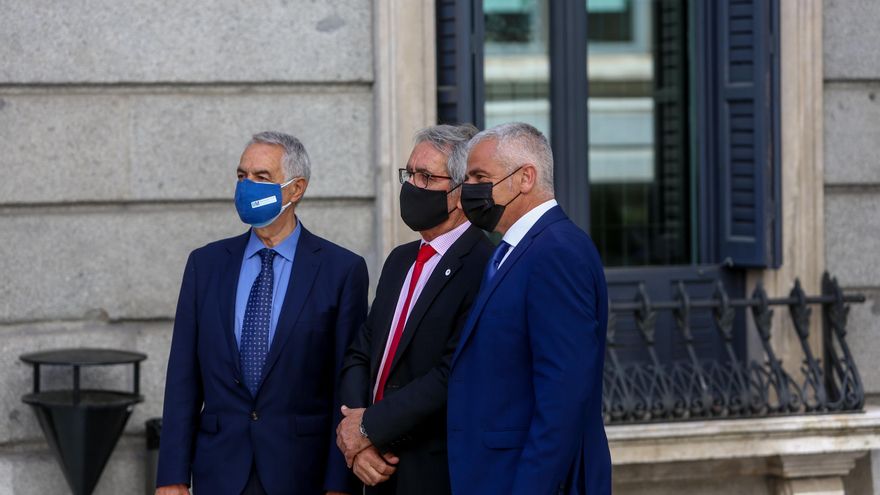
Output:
[384, 226, 484, 375]
[451, 206, 567, 367]
[371, 242, 419, 372]
[259, 226, 322, 386]
[219, 231, 250, 379]
[450, 235, 533, 367]
[387, 255, 462, 373]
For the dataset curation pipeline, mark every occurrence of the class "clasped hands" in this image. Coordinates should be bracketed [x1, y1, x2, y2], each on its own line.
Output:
[335, 406, 399, 486]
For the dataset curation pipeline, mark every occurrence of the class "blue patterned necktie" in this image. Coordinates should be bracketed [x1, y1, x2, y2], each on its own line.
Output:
[240, 248, 276, 396]
[484, 241, 511, 283]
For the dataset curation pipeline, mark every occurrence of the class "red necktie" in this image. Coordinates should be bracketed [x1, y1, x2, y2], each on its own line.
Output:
[374, 243, 437, 402]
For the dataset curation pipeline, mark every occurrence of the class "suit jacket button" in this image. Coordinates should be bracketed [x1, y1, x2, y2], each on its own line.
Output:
[251, 411, 259, 421]
[234, 378, 241, 385]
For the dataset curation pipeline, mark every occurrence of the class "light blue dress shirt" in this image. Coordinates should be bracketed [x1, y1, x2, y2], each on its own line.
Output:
[234, 222, 302, 348]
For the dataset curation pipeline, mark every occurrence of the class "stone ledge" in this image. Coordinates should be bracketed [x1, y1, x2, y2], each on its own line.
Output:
[608, 407, 880, 465]
[769, 453, 861, 478]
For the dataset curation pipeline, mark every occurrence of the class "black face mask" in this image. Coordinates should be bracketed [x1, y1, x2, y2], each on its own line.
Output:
[460, 167, 522, 232]
[399, 181, 460, 232]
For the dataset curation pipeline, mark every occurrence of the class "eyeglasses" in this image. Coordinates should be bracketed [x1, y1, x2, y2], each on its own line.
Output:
[398, 168, 454, 189]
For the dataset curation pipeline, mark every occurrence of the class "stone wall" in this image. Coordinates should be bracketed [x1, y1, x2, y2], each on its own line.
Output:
[823, 0, 880, 400]
[824, 2, 880, 491]
[0, 1, 375, 493]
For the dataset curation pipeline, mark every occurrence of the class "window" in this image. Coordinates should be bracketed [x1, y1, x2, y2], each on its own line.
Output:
[436, 0, 780, 269]
[588, 1, 634, 43]
[483, 0, 551, 135]
[589, 0, 691, 267]
[435, 0, 782, 407]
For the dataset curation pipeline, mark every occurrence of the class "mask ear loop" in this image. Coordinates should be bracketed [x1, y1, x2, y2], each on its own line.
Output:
[445, 181, 463, 214]
[502, 190, 523, 208]
[492, 166, 524, 188]
[278, 176, 302, 212]
[495, 166, 524, 208]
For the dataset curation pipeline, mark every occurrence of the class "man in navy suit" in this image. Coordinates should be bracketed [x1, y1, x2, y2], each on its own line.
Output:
[447, 122, 611, 495]
[156, 131, 368, 495]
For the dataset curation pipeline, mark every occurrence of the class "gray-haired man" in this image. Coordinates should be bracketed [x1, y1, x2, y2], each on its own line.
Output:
[157, 132, 368, 495]
[335, 124, 493, 494]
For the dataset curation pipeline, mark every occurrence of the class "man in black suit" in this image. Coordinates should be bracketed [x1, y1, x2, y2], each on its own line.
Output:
[336, 124, 491, 494]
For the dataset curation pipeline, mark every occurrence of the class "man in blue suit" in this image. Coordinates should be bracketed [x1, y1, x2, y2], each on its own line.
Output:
[448, 122, 611, 495]
[156, 131, 367, 495]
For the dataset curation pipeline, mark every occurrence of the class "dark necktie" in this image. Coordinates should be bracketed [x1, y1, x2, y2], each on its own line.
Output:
[484, 241, 511, 283]
[374, 243, 437, 402]
[240, 248, 276, 396]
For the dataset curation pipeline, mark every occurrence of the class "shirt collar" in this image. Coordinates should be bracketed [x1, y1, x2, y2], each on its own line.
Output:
[245, 220, 302, 262]
[501, 199, 558, 248]
[422, 220, 472, 257]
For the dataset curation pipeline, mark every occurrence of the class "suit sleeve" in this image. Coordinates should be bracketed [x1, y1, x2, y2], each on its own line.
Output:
[324, 257, 370, 493]
[338, 321, 373, 409]
[156, 252, 203, 487]
[511, 245, 603, 495]
[360, 295, 470, 449]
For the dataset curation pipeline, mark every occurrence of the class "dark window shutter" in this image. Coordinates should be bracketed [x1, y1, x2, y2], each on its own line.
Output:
[436, 0, 484, 127]
[714, 0, 780, 268]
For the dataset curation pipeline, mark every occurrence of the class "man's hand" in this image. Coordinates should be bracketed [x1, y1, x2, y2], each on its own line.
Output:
[351, 446, 399, 486]
[156, 485, 189, 495]
[336, 405, 371, 466]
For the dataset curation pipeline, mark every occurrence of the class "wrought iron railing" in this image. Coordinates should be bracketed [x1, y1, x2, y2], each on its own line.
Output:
[603, 272, 866, 424]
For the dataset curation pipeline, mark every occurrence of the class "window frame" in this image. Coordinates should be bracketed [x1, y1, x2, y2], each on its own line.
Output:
[435, 0, 781, 269]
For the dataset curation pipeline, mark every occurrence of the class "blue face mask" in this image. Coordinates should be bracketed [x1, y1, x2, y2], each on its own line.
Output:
[234, 178, 297, 228]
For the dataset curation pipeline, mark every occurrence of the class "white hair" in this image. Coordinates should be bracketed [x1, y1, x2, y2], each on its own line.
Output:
[413, 123, 479, 184]
[467, 122, 554, 193]
[248, 131, 312, 182]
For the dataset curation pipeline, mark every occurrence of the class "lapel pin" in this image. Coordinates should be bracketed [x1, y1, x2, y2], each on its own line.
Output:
[445, 268, 451, 276]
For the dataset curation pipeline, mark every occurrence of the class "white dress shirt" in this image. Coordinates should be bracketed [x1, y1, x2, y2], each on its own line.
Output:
[497, 199, 558, 267]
